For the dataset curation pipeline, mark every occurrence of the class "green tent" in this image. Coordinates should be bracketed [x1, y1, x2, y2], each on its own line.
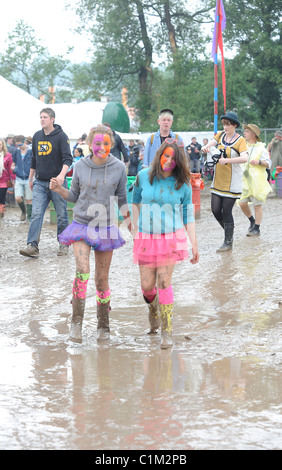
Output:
[102, 102, 130, 133]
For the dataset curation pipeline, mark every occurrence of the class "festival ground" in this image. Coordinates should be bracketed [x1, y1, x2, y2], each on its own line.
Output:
[0, 182, 281, 450]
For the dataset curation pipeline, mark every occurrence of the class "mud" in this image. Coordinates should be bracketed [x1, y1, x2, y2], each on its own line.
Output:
[0, 183, 282, 450]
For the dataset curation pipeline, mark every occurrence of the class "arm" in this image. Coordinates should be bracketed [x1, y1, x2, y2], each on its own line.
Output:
[56, 135, 73, 184]
[49, 177, 69, 200]
[219, 152, 248, 165]
[185, 222, 199, 264]
[142, 137, 151, 168]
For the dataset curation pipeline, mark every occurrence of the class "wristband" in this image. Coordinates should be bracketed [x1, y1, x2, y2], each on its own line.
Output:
[259, 160, 262, 165]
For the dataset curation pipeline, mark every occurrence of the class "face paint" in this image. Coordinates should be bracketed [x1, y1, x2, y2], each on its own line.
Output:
[160, 147, 176, 171]
[92, 134, 111, 158]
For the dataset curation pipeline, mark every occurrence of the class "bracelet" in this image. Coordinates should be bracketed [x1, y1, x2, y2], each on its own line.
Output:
[259, 160, 262, 165]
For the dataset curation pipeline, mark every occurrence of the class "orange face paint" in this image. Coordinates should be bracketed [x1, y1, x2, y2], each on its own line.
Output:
[160, 146, 176, 171]
[92, 134, 111, 158]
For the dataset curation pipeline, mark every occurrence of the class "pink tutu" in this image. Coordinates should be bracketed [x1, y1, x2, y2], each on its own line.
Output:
[58, 221, 125, 251]
[133, 227, 189, 267]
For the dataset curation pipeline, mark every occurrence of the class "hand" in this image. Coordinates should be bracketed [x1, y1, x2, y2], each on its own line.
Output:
[250, 159, 259, 166]
[56, 174, 65, 186]
[218, 157, 228, 165]
[49, 177, 61, 192]
[190, 245, 199, 264]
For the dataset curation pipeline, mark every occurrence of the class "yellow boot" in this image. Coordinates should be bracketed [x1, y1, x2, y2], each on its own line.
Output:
[159, 303, 173, 349]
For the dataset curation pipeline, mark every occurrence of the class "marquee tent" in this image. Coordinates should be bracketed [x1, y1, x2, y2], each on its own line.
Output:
[0, 75, 43, 136]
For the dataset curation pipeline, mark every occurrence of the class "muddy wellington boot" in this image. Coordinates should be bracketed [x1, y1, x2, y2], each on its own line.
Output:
[144, 295, 160, 334]
[159, 304, 173, 350]
[216, 223, 234, 253]
[18, 200, 26, 221]
[97, 301, 111, 341]
[69, 297, 86, 343]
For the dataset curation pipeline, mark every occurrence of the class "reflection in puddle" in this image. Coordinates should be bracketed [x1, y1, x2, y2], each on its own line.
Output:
[0, 197, 282, 450]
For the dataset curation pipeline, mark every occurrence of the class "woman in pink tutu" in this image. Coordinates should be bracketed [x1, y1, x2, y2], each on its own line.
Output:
[132, 139, 199, 349]
[50, 125, 131, 343]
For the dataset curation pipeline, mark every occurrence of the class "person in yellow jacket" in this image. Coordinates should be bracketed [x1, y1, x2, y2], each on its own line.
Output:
[239, 124, 272, 236]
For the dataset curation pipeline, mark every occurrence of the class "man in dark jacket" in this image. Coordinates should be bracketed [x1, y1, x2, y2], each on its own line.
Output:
[127, 139, 140, 176]
[103, 123, 129, 164]
[20, 108, 73, 258]
[186, 137, 202, 173]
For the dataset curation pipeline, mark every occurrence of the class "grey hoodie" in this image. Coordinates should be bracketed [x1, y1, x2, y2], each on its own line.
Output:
[67, 154, 128, 226]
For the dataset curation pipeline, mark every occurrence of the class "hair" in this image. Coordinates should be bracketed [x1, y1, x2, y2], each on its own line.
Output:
[14, 135, 25, 142]
[221, 118, 238, 128]
[86, 125, 115, 155]
[148, 141, 190, 190]
[158, 111, 173, 120]
[75, 147, 83, 155]
[40, 108, 55, 119]
[0, 138, 8, 155]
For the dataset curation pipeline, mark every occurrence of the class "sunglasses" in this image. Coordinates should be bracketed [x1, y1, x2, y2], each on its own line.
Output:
[165, 138, 184, 148]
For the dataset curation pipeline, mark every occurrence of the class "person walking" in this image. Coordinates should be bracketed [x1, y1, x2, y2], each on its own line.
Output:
[132, 138, 199, 349]
[239, 124, 272, 236]
[19, 108, 73, 258]
[50, 125, 131, 343]
[202, 111, 248, 252]
[12, 135, 33, 221]
[142, 109, 183, 168]
[0, 138, 15, 218]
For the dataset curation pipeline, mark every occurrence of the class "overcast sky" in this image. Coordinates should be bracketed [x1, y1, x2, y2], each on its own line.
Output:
[0, 0, 92, 63]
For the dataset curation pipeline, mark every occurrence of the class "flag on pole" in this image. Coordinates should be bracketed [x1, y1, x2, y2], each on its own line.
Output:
[212, 0, 226, 133]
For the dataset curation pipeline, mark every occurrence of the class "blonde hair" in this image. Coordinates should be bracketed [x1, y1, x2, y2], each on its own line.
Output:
[0, 138, 8, 155]
[158, 111, 173, 120]
[87, 125, 115, 155]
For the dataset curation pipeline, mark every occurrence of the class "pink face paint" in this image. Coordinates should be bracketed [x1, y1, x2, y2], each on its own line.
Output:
[160, 147, 176, 171]
[92, 134, 111, 158]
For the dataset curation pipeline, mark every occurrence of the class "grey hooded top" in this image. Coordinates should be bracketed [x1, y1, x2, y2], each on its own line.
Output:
[67, 154, 128, 226]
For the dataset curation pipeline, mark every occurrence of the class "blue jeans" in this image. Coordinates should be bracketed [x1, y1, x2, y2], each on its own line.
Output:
[27, 179, 69, 247]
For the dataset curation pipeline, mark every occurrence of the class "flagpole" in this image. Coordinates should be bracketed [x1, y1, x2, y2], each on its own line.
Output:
[214, 0, 219, 134]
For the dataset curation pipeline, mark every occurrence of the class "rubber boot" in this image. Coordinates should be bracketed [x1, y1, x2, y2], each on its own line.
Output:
[159, 303, 173, 349]
[18, 200, 26, 221]
[216, 223, 234, 252]
[144, 294, 160, 334]
[97, 301, 111, 341]
[26, 204, 32, 221]
[0, 204, 5, 219]
[69, 297, 85, 343]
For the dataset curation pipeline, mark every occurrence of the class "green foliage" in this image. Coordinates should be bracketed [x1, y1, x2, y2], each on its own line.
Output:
[0, 1, 281, 129]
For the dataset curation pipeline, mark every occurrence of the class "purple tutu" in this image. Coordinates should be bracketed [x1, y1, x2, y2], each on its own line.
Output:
[58, 220, 125, 251]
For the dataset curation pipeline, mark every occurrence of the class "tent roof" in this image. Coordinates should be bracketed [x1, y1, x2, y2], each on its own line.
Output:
[0, 75, 43, 137]
[50, 101, 107, 139]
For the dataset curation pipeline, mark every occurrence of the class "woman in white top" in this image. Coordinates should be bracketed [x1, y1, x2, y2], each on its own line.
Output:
[239, 124, 271, 237]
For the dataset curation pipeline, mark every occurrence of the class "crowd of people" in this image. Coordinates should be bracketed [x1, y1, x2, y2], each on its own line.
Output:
[1, 106, 281, 349]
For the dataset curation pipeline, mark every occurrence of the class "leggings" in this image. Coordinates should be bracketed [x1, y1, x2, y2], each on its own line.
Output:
[0, 188, 8, 205]
[211, 193, 236, 225]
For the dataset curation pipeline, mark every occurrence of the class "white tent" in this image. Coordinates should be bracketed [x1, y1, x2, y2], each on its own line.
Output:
[0, 75, 43, 136]
[50, 101, 107, 140]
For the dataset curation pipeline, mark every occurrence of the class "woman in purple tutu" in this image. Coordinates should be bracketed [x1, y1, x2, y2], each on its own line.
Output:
[132, 139, 199, 349]
[50, 125, 131, 343]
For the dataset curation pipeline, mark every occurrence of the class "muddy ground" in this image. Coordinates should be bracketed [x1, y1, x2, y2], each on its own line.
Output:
[0, 181, 282, 450]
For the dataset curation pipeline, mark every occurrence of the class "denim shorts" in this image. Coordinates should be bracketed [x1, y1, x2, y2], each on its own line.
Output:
[15, 178, 33, 200]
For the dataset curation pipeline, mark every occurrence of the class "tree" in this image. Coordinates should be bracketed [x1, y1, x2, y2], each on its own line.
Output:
[223, 0, 282, 127]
